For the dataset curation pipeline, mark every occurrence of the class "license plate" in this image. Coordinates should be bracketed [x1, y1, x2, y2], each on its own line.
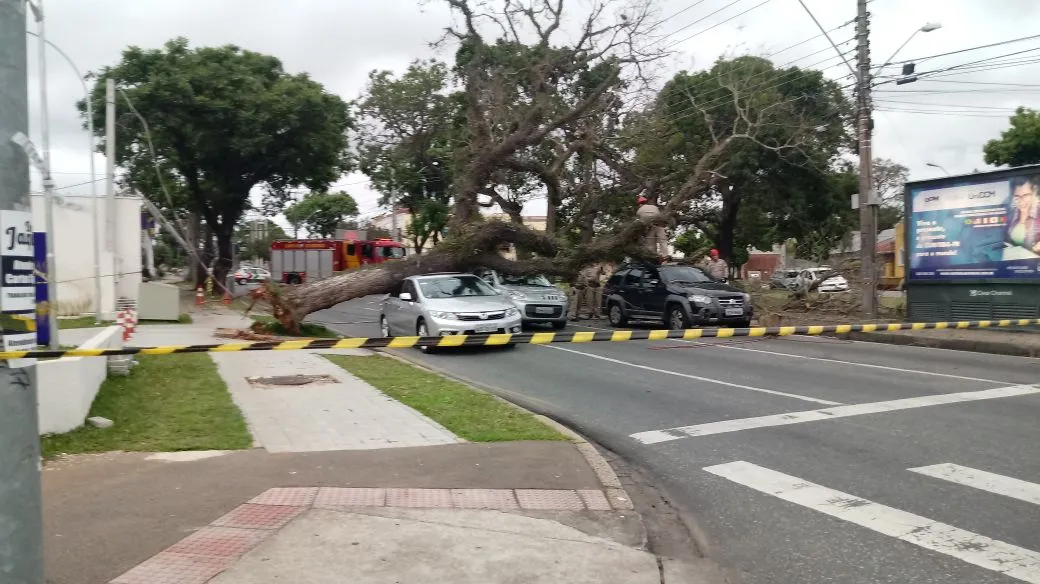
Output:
[475, 324, 498, 333]
[534, 306, 555, 314]
[724, 307, 744, 317]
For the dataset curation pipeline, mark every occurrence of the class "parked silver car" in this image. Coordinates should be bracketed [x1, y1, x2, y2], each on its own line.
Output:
[474, 268, 569, 330]
[380, 273, 523, 352]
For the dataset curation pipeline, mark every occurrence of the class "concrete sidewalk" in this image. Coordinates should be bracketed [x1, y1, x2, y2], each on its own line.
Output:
[841, 326, 1040, 357]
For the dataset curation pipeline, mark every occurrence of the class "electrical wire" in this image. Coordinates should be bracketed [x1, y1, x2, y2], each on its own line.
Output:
[661, 0, 775, 51]
[882, 33, 1040, 67]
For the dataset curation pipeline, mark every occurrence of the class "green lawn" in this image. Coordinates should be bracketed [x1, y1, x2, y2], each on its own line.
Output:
[251, 315, 339, 338]
[326, 354, 566, 442]
[40, 353, 252, 458]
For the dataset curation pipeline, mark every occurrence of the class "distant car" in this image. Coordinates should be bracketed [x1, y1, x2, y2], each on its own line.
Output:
[770, 269, 801, 290]
[602, 262, 753, 329]
[234, 266, 270, 285]
[800, 267, 849, 293]
[380, 273, 523, 353]
[473, 268, 568, 330]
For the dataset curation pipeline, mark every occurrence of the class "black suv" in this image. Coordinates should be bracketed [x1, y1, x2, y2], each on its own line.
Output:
[602, 263, 753, 329]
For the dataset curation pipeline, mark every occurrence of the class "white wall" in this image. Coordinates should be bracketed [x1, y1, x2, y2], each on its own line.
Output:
[31, 194, 143, 318]
[36, 326, 123, 435]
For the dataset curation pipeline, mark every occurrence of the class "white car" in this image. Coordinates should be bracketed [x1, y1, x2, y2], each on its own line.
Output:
[380, 273, 523, 352]
[800, 267, 849, 292]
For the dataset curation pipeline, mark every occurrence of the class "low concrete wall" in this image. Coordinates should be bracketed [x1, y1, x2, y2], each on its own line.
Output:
[37, 326, 123, 435]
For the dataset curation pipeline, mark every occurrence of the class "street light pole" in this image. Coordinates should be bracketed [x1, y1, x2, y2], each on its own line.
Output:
[25, 31, 102, 324]
[0, 1, 45, 582]
[926, 162, 950, 176]
[27, 0, 58, 347]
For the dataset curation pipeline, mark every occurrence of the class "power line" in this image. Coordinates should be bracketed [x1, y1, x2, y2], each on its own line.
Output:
[662, 0, 775, 51]
[873, 99, 1023, 111]
[652, 0, 747, 47]
[883, 33, 1040, 67]
[875, 107, 1010, 119]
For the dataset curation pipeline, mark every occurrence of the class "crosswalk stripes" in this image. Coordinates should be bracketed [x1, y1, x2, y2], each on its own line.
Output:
[910, 463, 1040, 506]
[704, 461, 1040, 583]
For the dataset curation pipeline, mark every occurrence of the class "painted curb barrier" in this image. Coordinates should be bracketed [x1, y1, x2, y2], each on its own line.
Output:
[4, 319, 1039, 360]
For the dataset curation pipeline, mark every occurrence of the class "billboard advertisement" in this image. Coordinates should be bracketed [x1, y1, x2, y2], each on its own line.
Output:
[908, 172, 1040, 280]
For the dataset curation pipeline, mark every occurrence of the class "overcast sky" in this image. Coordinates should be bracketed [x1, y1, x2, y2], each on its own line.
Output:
[23, 0, 1040, 228]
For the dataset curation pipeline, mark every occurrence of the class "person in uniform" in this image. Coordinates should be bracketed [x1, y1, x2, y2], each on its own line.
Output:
[567, 271, 588, 321]
[582, 264, 605, 319]
[700, 248, 729, 281]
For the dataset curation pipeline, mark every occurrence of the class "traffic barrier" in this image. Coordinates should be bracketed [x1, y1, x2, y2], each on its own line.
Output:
[1, 318, 1038, 360]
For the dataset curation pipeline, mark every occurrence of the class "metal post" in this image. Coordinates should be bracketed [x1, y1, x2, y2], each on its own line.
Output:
[856, 0, 878, 318]
[105, 78, 116, 314]
[0, 0, 44, 582]
[30, 0, 59, 347]
[25, 32, 102, 324]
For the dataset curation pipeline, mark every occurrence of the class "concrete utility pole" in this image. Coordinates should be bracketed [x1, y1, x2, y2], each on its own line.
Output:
[105, 78, 117, 311]
[856, 0, 878, 318]
[0, 0, 45, 582]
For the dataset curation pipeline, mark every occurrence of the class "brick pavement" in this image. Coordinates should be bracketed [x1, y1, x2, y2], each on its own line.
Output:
[108, 486, 634, 584]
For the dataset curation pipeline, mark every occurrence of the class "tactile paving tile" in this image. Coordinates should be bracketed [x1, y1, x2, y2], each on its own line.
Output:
[210, 503, 304, 530]
[450, 488, 519, 509]
[577, 489, 612, 511]
[514, 489, 585, 510]
[314, 487, 386, 508]
[247, 487, 318, 507]
[164, 526, 270, 558]
[110, 552, 231, 584]
[385, 488, 454, 508]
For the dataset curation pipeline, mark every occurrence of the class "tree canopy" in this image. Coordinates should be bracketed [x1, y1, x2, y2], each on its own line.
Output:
[79, 37, 353, 282]
[284, 192, 359, 238]
[983, 107, 1040, 167]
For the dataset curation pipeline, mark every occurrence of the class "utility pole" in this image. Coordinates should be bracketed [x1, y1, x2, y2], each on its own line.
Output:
[105, 78, 117, 313]
[856, 0, 878, 318]
[0, 1, 45, 582]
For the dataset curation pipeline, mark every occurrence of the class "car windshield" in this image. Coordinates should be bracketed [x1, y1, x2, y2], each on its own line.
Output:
[500, 274, 552, 287]
[418, 275, 498, 299]
[660, 266, 712, 284]
[381, 246, 406, 259]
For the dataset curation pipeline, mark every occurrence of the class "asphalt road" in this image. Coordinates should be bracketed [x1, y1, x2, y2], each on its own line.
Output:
[311, 297, 1040, 584]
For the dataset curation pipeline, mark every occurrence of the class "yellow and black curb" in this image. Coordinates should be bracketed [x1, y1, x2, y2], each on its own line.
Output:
[2, 319, 1038, 360]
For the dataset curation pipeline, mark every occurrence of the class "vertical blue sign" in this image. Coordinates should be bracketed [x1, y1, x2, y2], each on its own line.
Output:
[33, 232, 49, 347]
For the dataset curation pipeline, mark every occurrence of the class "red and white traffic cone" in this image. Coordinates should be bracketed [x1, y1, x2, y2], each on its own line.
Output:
[195, 287, 205, 306]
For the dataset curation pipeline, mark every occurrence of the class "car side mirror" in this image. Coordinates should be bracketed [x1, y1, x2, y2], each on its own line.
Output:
[399, 292, 413, 302]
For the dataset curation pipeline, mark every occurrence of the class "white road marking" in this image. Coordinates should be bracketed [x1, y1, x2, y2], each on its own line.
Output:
[574, 324, 1015, 385]
[541, 344, 842, 406]
[909, 463, 1040, 505]
[630, 384, 1040, 444]
[705, 461, 1040, 584]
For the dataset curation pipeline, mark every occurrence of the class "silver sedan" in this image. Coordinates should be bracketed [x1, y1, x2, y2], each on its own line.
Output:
[380, 273, 523, 352]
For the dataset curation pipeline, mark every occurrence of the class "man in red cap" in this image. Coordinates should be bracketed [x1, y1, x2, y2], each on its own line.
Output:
[635, 193, 668, 258]
[700, 248, 728, 281]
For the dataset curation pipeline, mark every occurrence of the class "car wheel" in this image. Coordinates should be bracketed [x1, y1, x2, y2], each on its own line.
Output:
[667, 304, 690, 330]
[379, 316, 390, 338]
[416, 319, 437, 354]
[607, 302, 628, 327]
[551, 320, 566, 330]
[235, 278, 247, 285]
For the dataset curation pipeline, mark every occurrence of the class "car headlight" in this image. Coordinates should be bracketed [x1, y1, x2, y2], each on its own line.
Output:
[428, 310, 458, 320]
[505, 307, 520, 318]
[742, 293, 751, 303]
[507, 290, 526, 300]
[689, 294, 712, 305]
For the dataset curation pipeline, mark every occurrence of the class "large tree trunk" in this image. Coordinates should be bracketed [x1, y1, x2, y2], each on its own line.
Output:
[716, 185, 740, 261]
[214, 226, 235, 288]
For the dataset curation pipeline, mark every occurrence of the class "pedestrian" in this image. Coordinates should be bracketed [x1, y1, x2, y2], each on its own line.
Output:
[567, 272, 588, 321]
[582, 264, 604, 319]
[700, 249, 729, 281]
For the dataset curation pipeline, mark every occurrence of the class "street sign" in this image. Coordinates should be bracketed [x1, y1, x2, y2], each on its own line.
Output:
[1, 211, 37, 362]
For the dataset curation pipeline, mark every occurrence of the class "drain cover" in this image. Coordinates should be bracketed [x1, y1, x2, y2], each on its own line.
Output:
[246, 374, 336, 387]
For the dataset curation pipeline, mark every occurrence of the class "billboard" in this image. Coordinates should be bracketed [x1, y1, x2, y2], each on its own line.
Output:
[908, 172, 1040, 280]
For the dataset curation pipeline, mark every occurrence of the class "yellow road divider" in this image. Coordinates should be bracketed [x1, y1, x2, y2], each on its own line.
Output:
[2, 319, 1038, 360]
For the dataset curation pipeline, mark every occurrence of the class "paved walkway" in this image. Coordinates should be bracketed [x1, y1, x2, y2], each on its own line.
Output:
[213, 350, 459, 452]
[60, 310, 461, 452]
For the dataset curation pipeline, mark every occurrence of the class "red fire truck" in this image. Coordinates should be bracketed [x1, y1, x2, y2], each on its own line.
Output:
[270, 238, 407, 284]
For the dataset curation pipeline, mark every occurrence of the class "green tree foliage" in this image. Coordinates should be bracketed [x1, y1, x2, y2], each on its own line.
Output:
[672, 230, 710, 258]
[284, 192, 359, 238]
[233, 220, 287, 262]
[983, 107, 1040, 167]
[653, 56, 854, 261]
[355, 60, 459, 253]
[79, 37, 352, 282]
